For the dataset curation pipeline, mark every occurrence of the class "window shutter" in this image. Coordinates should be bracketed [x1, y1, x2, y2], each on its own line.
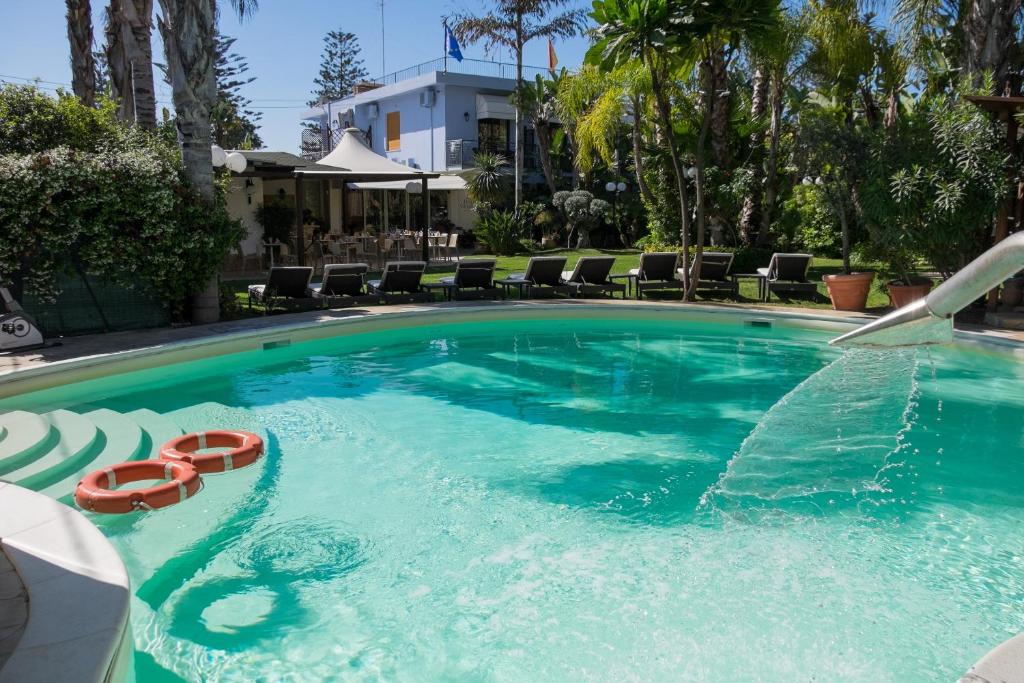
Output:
[386, 112, 401, 152]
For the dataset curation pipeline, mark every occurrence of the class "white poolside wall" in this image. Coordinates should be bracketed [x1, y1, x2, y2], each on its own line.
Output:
[227, 177, 265, 258]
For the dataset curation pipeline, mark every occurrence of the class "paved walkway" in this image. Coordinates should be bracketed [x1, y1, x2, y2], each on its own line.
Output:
[0, 547, 27, 672]
[1, 299, 1021, 377]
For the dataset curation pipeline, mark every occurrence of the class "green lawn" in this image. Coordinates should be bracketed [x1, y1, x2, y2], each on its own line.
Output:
[223, 248, 893, 319]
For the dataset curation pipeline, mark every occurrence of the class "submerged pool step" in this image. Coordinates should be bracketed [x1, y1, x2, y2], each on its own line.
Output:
[4, 410, 100, 490]
[164, 402, 267, 440]
[126, 409, 184, 458]
[0, 411, 54, 478]
[38, 409, 146, 503]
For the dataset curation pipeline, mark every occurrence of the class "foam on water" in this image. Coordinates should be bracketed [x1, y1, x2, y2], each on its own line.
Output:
[8, 317, 1024, 681]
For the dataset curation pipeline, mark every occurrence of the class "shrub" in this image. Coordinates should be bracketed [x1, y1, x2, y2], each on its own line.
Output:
[0, 146, 243, 308]
[475, 206, 537, 256]
[0, 86, 243, 312]
[552, 190, 611, 248]
[255, 199, 294, 243]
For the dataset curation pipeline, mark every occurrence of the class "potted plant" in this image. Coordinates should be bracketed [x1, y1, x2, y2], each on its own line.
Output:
[801, 175, 875, 311]
[874, 244, 932, 308]
[823, 270, 875, 311]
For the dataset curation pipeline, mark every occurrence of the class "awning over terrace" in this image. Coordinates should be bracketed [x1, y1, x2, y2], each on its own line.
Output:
[235, 129, 440, 263]
[348, 175, 467, 191]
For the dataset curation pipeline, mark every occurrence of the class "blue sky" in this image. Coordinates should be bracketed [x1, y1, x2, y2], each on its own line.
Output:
[0, 1, 594, 153]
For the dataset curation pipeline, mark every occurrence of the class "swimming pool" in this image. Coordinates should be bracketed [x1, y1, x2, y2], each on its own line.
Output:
[5, 311, 1024, 681]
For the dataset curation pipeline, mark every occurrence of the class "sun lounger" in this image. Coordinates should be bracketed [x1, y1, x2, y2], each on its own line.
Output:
[438, 259, 501, 300]
[627, 252, 683, 299]
[561, 256, 625, 298]
[367, 261, 432, 303]
[499, 256, 571, 298]
[678, 252, 738, 299]
[757, 253, 816, 301]
[309, 263, 377, 307]
[247, 266, 316, 312]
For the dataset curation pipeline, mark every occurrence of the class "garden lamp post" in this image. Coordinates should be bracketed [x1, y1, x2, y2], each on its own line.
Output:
[605, 180, 627, 233]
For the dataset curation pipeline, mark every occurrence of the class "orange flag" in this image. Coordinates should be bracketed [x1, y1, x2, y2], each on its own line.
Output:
[548, 38, 558, 73]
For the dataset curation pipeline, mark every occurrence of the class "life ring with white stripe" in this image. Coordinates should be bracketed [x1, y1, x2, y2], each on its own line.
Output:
[75, 460, 201, 514]
[159, 430, 264, 475]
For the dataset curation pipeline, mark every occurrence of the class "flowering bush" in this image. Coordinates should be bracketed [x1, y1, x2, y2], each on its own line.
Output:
[0, 85, 242, 314]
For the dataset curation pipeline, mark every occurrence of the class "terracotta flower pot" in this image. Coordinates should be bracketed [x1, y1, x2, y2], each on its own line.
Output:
[887, 280, 933, 308]
[823, 272, 875, 312]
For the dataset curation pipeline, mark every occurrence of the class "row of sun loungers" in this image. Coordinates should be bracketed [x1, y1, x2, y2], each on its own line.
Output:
[246, 252, 817, 311]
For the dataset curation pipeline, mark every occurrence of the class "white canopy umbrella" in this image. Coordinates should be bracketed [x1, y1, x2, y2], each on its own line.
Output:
[314, 128, 428, 176]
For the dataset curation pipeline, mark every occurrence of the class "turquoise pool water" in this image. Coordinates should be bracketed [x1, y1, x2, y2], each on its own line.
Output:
[8, 315, 1024, 681]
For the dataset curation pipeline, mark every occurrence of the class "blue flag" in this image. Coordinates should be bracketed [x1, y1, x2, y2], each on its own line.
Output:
[445, 23, 463, 62]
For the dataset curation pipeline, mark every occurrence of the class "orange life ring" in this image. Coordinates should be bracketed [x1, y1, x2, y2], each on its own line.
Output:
[75, 459, 201, 514]
[159, 430, 264, 474]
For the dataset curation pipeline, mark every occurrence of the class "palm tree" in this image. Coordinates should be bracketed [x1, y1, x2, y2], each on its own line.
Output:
[589, 0, 696, 290]
[512, 73, 562, 195]
[570, 61, 655, 205]
[157, 0, 257, 323]
[553, 64, 608, 189]
[450, 1, 585, 207]
[754, 11, 807, 243]
[897, 0, 1021, 94]
[66, 0, 96, 106]
[671, 0, 782, 298]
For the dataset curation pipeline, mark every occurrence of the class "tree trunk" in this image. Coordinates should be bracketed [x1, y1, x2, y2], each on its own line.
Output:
[860, 83, 880, 128]
[630, 94, 655, 206]
[883, 86, 900, 134]
[66, 0, 96, 107]
[650, 63, 691, 291]
[122, 0, 157, 130]
[738, 65, 767, 244]
[709, 46, 731, 169]
[687, 59, 714, 301]
[758, 71, 783, 245]
[963, 0, 1022, 93]
[535, 120, 557, 196]
[158, 0, 218, 322]
[513, 26, 524, 208]
[106, 1, 135, 123]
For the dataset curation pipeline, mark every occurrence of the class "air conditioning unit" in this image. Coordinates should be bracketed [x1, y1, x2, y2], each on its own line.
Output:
[419, 90, 436, 108]
[366, 103, 379, 119]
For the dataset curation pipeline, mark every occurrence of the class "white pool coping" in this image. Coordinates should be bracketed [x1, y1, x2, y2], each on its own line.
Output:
[0, 483, 132, 683]
[1, 299, 1023, 680]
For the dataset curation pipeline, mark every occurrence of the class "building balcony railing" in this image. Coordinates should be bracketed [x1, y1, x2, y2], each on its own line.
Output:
[445, 139, 539, 171]
[371, 57, 549, 87]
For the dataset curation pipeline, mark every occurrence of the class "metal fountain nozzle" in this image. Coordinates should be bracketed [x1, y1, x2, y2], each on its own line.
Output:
[830, 231, 1024, 347]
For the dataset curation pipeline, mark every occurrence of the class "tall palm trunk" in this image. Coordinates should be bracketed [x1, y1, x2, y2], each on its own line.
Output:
[757, 71, 783, 246]
[739, 65, 767, 244]
[66, 0, 96, 106]
[709, 46, 730, 169]
[535, 121, 557, 195]
[107, 0, 157, 128]
[158, 0, 216, 201]
[123, 0, 157, 130]
[649, 64, 691, 291]
[630, 94, 654, 206]
[159, 0, 218, 323]
[513, 16, 525, 208]
[105, 2, 135, 123]
[687, 59, 714, 301]
[963, 0, 1022, 93]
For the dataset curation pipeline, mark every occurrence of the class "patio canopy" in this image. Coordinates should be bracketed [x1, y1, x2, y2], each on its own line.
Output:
[302, 128, 439, 179]
[348, 175, 467, 191]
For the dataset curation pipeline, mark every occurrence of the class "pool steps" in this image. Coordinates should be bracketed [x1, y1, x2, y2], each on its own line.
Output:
[0, 412, 52, 476]
[37, 410, 145, 503]
[3, 410, 98, 491]
[0, 405, 230, 503]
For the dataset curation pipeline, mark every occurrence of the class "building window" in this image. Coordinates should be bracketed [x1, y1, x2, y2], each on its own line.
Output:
[386, 112, 400, 152]
[478, 119, 510, 154]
